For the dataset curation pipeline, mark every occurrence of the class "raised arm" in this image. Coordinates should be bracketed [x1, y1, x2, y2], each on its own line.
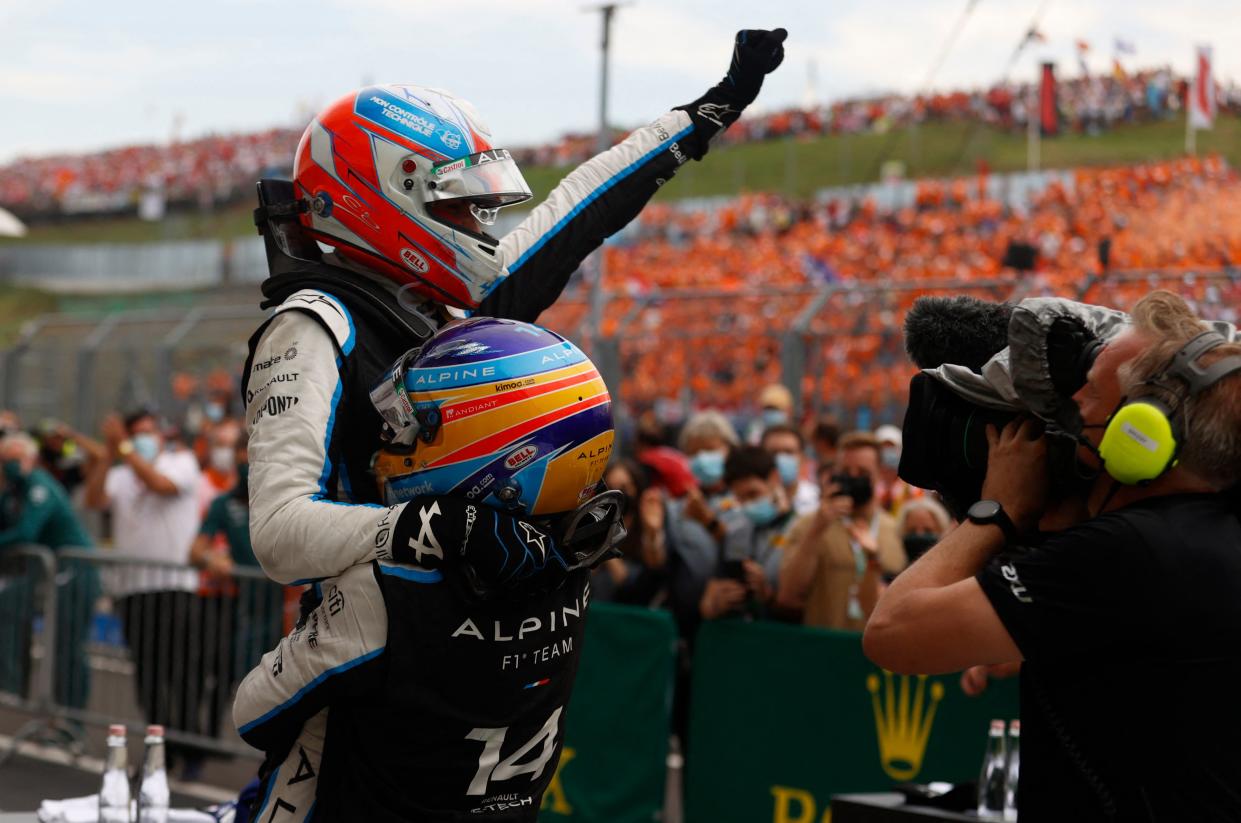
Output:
[486, 28, 787, 322]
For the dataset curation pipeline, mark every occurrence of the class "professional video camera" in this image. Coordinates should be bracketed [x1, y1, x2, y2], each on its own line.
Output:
[896, 295, 1131, 518]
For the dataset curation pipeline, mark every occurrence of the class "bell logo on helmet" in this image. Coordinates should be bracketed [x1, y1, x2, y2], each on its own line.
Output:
[400, 247, 430, 273]
[504, 445, 539, 471]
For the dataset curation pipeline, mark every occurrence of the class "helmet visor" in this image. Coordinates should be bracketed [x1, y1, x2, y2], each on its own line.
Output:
[427, 149, 532, 209]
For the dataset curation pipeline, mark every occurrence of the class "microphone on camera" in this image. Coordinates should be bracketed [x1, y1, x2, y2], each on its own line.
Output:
[903, 296, 1013, 371]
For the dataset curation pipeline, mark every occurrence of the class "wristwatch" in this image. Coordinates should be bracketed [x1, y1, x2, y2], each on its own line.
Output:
[116, 440, 135, 457]
[966, 500, 1018, 543]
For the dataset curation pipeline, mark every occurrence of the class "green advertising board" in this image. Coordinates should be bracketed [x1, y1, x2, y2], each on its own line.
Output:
[540, 603, 677, 822]
[686, 619, 1019, 823]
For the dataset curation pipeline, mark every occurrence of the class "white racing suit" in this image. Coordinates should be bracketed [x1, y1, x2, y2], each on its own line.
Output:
[235, 106, 730, 820]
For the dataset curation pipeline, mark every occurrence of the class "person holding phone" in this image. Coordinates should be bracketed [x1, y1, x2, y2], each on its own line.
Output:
[705, 446, 792, 620]
[775, 455, 906, 629]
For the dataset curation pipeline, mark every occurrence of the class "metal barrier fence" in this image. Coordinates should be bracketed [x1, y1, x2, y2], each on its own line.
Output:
[0, 546, 59, 757]
[0, 547, 286, 761]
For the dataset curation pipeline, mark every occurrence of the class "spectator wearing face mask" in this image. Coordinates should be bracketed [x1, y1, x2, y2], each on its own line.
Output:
[713, 446, 791, 611]
[198, 418, 241, 515]
[875, 424, 921, 513]
[665, 411, 741, 633]
[760, 423, 820, 517]
[191, 392, 234, 466]
[896, 497, 952, 564]
[680, 411, 738, 495]
[0, 432, 100, 709]
[32, 420, 88, 499]
[83, 408, 205, 774]
[673, 445, 793, 634]
[747, 383, 795, 444]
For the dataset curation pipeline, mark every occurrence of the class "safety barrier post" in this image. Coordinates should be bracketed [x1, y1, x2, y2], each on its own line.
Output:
[0, 544, 74, 765]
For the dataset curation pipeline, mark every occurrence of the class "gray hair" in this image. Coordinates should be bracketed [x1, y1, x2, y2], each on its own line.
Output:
[1120, 291, 1241, 489]
[0, 432, 39, 460]
[896, 496, 952, 535]
[677, 410, 740, 452]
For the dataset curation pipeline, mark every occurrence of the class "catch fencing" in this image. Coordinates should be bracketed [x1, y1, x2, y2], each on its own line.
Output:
[0, 267, 1237, 435]
[0, 546, 285, 761]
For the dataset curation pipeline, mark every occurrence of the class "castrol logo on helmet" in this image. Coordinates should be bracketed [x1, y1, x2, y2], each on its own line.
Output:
[504, 445, 539, 471]
[400, 247, 430, 273]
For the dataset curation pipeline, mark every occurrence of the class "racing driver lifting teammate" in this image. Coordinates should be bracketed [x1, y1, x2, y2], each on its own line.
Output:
[236, 318, 624, 820]
[235, 27, 788, 822]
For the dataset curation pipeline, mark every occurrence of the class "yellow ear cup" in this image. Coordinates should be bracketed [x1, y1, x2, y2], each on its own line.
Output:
[1097, 400, 1178, 484]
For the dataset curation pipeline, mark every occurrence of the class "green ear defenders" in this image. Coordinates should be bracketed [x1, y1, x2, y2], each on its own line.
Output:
[1097, 330, 1241, 485]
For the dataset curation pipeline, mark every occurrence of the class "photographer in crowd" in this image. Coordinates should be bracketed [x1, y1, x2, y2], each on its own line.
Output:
[864, 292, 1241, 821]
[775, 457, 907, 630]
[832, 431, 906, 573]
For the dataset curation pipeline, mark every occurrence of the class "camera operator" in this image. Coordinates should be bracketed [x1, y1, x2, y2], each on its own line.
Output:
[865, 292, 1241, 822]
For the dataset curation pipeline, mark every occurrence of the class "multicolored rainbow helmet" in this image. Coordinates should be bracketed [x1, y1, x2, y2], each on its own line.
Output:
[370, 317, 615, 516]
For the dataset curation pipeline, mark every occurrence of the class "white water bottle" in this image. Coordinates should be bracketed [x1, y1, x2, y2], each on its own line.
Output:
[98, 723, 131, 823]
[977, 718, 1007, 819]
[1003, 720, 1021, 821]
[136, 725, 170, 823]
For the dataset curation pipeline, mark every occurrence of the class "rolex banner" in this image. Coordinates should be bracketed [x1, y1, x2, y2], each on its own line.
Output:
[686, 619, 1019, 823]
[540, 603, 677, 822]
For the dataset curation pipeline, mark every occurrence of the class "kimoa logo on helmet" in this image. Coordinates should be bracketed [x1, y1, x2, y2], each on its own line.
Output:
[400, 248, 430, 273]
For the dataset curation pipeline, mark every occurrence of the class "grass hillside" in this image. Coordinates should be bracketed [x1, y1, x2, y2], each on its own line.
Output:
[6, 115, 1239, 246]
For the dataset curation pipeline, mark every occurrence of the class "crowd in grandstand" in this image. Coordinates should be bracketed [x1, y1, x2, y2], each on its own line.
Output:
[536, 155, 1241, 419]
[4, 65, 1237, 219]
[0, 129, 299, 218]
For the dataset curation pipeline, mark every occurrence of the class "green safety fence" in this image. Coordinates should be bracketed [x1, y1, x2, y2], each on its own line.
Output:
[686, 619, 1019, 823]
[540, 602, 677, 822]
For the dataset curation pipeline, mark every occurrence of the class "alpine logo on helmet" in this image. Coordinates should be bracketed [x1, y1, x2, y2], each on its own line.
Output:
[371, 318, 614, 517]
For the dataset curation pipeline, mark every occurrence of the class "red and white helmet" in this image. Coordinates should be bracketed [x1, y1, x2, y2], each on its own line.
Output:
[293, 84, 533, 308]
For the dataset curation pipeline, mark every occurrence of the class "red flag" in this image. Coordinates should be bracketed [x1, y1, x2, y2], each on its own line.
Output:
[1188, 46, 1216, 130]
[1040, 62, 1059, 135]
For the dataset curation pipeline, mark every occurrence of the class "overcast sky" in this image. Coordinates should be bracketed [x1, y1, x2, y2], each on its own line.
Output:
[2, 0, 1237, 164]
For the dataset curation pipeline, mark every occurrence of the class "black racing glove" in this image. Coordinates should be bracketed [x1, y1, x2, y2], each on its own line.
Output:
[676, 28, 788, 159]
[389, 494, 625, 602]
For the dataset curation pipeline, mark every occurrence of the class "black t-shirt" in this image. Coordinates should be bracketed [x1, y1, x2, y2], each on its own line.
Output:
[977, 493, 1241, 822]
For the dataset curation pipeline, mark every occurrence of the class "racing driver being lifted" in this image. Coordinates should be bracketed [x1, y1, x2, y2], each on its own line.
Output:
[237, 26, 786, 822]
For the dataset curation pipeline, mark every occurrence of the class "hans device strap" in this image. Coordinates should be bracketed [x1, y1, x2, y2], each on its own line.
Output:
[1099, 331, 1241, 485]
